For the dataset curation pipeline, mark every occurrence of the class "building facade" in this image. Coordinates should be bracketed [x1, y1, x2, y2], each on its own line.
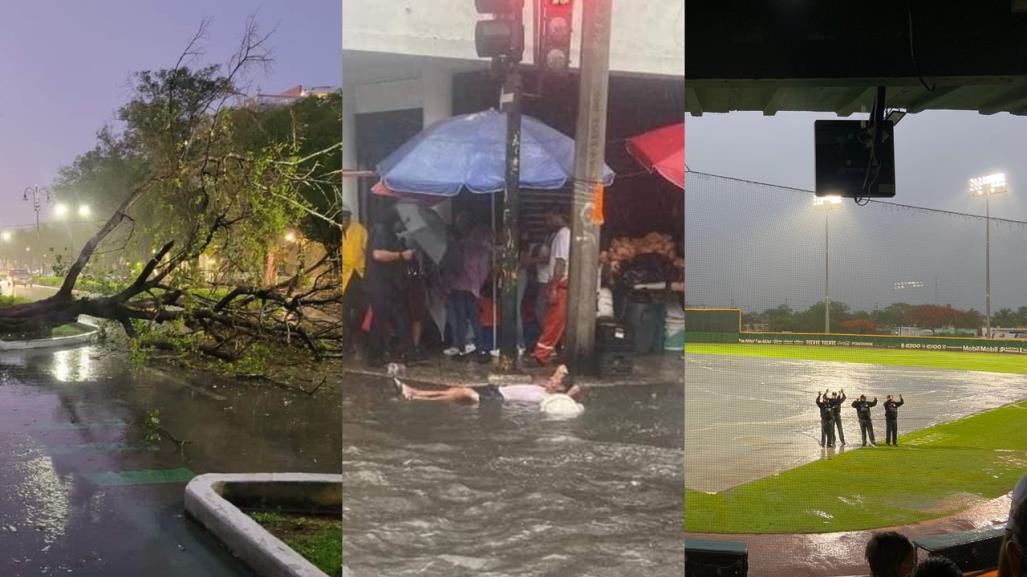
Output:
[342, 1, 685, 218]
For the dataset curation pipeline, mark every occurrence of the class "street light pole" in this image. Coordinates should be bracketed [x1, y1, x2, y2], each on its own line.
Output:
[824, 207, 831, 334]
[814, 195, 841, 334]
[969, 173, 1007, 339]
[23, 186, 50, 238]
[985, 191, 991, 338]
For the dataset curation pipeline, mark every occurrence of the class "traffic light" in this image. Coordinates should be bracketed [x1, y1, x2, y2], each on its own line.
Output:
[475, 0, 525, 63]
[537, 0, 574, 72]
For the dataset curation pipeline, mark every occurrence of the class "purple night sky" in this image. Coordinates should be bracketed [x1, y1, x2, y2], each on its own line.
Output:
[0, 0, 340, 228]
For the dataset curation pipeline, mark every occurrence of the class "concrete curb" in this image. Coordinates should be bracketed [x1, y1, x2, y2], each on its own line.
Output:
[0, 321, 98, 351]
[184, 473, 341, 577]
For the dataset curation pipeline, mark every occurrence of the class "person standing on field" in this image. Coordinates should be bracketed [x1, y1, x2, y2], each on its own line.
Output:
[884, 394, 904, 446]
[816, 390, 836, 448]
[852, 394, 878, 447]
[830, 389, 847, 446]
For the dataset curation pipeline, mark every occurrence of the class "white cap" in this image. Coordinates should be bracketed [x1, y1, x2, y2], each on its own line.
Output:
[1008, 474, 1027, 531]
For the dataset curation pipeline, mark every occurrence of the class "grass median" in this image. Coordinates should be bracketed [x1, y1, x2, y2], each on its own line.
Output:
[685, 399, 1027, 534]
[249, 511, 341, 576]
[686, 342, 1027, 374]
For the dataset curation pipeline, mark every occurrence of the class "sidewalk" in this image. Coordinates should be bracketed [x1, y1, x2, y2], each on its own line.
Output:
[343, 349, 684, 388]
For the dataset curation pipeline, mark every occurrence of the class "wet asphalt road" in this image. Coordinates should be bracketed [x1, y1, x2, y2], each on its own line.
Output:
[0, 345, 340, 576]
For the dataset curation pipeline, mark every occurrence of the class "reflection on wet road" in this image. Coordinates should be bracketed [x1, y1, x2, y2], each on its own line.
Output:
[686, 354, 1027, 491]
[343, 376, 684, 577]
[0, 346, 340, 576]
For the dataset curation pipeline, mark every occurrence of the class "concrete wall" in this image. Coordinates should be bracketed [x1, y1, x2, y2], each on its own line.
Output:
[343, 1, 684, 77]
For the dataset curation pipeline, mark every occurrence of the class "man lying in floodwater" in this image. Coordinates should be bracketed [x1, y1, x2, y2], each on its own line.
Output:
[392, 363, 584, 404]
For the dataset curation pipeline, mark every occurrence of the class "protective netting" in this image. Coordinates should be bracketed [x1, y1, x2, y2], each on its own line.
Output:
[685, 171, 1027, 318]
[683, 170, 1027, 504]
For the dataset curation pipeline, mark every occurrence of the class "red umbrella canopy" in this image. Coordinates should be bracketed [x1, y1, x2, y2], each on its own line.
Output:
[626, 122, 685, 190]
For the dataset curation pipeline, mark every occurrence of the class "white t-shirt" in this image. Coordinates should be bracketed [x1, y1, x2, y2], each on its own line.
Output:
[544, 227, 571, 283]
[498, 384, 548, 403]
[535, 239, 553, 283]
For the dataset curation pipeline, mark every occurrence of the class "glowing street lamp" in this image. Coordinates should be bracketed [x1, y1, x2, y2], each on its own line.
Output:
[969, 172, 1008, 338]
[54, 203, 70, 218]
[1, 231, 10, 242]
[284, 231, 298, 244]
[814, 195, 843, 333]
[78, 204, 91, 218]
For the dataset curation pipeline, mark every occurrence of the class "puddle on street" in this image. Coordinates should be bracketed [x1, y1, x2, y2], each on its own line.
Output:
[0, 345, 341, 576]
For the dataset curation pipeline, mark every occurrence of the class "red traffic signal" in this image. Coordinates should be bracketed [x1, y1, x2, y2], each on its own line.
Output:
[475, 0, 525, 62]
[537, 0, 573, 72]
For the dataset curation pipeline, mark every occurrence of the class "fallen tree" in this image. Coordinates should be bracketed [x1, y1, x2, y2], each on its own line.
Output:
[0, 19, 342, 364]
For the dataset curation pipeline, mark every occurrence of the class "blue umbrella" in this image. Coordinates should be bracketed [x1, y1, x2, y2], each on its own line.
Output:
[377, 109, 616, 196]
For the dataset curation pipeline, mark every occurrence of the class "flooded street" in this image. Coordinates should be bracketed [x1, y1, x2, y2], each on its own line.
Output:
[686, 354, 1027, 492]
[0, 345, 341, 576]
[342, 374, 684, 577]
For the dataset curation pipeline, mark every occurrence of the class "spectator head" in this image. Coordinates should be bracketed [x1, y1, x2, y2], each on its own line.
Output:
[831, 391, 838, 399]
[866, 531, 917, 577]
[455, 210, 474, 235]
[341, 205, 352, 230]
[545, 364, 572, 393]
[887, 394, 894, 401]
[911, 557, 963, 577]
[544, 205, 568, 228]
[860, 394, 867, 401]
[1001, 478, 1027, 577]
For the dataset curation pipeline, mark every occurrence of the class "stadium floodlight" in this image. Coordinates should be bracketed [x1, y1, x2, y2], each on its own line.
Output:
[893, 281, 925, 290]
[968, 173, 1007, 197]
[78, 204, 91, 218]
[813, 195, 843, 207]
[814, 195, 842, 333]
[0, 231, 10, 242]
[969, 172, 1009, 339]
[54, 203, 70, 219]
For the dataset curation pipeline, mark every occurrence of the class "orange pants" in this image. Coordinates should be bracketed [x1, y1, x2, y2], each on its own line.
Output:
[532, 281, 567, 365]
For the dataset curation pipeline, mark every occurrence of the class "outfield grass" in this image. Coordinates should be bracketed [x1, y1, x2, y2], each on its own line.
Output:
[685, 399, 1027, 534]
[250, 512, 341, 576]
[686, 342, 1027, 374]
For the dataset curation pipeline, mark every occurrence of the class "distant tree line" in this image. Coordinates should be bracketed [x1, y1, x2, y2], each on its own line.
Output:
[742, 302, 1027, 334]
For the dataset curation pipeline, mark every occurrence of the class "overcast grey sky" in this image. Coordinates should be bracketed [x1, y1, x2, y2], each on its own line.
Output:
[686, 111, 1027, 313]
[687, 111, 1027, 222]
[0, 0, 340, 229]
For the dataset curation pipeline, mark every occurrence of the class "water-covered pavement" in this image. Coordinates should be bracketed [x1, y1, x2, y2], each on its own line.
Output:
[0, 345, 341, 576]
[342, 373, 684, 577]
[685, 354, 1027, 492]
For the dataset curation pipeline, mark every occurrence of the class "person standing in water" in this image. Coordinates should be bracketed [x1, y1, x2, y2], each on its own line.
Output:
[883, 394, 904, 446]
[851, 394, 878, 447]
[816, 390, 836, 448]
[830, 389, 847, 446]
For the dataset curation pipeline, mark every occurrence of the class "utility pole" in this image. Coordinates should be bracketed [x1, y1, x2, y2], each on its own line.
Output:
[565, 0, 613, 374]
[474, 0, 525, 371]
[497, 68, 523, 370]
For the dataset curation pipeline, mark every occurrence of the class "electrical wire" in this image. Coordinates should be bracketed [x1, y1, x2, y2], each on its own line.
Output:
[684, 170, 1027, 225]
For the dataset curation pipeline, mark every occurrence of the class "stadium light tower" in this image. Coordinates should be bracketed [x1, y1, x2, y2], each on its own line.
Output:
[969, 172, 1008, 338]
[814, 195, 843, 333]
